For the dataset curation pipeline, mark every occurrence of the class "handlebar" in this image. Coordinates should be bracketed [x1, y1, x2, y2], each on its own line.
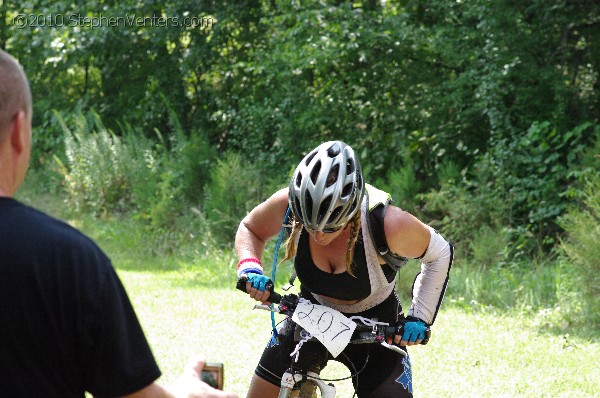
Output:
[236, 274, 282, 303]
[236, 275, 430, 345]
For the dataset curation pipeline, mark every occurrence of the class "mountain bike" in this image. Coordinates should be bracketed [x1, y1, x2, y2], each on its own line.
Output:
[236, 276, 430, 398]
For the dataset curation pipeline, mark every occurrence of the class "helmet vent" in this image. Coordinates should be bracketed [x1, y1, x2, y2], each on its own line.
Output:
[327, 143, 341, 157]
[295, 172, 303, 188]
[326, 164, 339, 187]
[294, 197, 304, 220]
[305, 192, 314, 222]
[327, 206, 342, 224]
[318, 196, 332, 224]
[346, 158, 355, 174]
[341, 183, 353, 198]
[310, 161, 322, 184]
[305, 151, 317, 166]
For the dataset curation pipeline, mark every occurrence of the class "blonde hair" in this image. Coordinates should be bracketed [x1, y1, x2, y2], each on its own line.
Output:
[283, 210, 362, 277]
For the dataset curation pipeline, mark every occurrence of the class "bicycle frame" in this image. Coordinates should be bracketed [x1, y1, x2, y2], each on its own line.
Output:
[236, 275, 429, 397]
[252, 296, 406, 398]
[278, 369, 336, 398]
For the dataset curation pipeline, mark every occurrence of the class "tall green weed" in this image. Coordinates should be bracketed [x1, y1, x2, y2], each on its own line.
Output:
[375, 155, 422, 212]
[54, 109, 217, 254]
[55, 110, 144, 216]
[558, 168, 600, 327]
[203, 152, 268, 245]
[417, 171, 513, 265]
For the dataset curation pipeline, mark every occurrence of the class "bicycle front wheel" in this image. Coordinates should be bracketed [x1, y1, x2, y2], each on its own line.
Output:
[298, 380, 318, 398]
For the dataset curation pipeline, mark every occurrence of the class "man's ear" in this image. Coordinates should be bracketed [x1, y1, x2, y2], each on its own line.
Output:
[9, 111, 27, 154]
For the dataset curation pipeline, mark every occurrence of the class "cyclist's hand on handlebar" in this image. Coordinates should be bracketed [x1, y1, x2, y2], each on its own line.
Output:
[236, 274, 281, 304]
[246, 273, 271, 291]
[243, 273, 273, 303]
[393, 316, 430, 347]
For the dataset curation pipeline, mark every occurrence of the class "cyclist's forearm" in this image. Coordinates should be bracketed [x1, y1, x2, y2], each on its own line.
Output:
[408, 227, 454, 325]
[235, 188, 290, 261]
[235, 221, 267, 261]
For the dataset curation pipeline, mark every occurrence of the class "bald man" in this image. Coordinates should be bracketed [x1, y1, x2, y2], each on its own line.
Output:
[0, 50, 237, 398]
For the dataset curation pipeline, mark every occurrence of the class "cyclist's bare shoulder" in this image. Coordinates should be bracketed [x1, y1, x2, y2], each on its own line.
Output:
[258, 187, 289, 215]
[383, 205, 430, 259]
[241, 187, 290, 240]
[269, 187, 290, 205]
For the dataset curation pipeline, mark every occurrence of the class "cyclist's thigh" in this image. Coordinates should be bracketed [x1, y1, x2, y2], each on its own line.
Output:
[342, 345, 413, 398]
[252, 344, 322, 398]
[247, 373, 284, 398]
[254, 340, 291, 388]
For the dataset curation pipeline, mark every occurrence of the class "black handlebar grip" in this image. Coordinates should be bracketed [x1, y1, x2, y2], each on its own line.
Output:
[265, 288, 282, 304]
[383, 326, 397, 338]
[236, 274, 282, 303]
[235, 274, 248, 293]
[421, 327, 431, 345]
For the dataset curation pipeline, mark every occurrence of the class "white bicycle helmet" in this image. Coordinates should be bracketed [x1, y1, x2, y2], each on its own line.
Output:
[289, 141, 365, 232]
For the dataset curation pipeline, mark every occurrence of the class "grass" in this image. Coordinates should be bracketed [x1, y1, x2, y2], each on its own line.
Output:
[15, 178, 600, 397]
[116, 268, 600, 397]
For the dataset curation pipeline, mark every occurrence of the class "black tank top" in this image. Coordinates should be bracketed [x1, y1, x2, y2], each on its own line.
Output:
[294, 229, 371, 301]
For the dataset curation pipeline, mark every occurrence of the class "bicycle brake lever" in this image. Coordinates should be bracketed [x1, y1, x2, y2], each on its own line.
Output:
[253, 304, 277, 312]
[380, 341, 408, 357]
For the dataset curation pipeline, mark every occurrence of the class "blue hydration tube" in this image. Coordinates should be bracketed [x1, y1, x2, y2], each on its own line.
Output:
[270, 207, 291, 340]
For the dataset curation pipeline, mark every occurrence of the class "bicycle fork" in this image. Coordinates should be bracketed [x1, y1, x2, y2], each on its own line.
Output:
[278, 369, 336, 398]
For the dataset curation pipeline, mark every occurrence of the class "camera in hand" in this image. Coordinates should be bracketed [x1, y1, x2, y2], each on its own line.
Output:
[201, 362, 224, 390]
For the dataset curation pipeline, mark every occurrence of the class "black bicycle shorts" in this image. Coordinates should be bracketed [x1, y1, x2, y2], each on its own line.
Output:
[254, 292, 415, 398]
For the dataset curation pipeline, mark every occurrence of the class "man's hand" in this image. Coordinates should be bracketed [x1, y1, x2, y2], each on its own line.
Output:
[168, 354, 238, 398]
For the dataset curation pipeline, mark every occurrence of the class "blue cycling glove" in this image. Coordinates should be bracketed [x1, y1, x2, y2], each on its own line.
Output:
[246, 273, 272, 292]
[400, 317, 428, 342]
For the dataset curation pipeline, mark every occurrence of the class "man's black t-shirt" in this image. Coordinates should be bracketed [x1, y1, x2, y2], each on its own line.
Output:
[0, 198, 161, 397]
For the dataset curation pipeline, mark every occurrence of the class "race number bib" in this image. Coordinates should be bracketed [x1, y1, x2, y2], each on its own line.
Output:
[292, 300, 356, 357]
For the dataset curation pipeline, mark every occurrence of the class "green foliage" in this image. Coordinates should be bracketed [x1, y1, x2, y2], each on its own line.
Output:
[4, 0, 600, 323]
[55, 110, 216, 253]
[423, 121, 596, 259]
[203, 152, 267, 245]
[448, 258, 560, 314]
[375, 155, 422, 212]
[56, 110, 138, 216]
[144, 107, 215, 231]
[7, 1, 600, 173]
[418, 171, 512, 262]
[559, 166, 600, 327]
[469, 225, 512, 268]
[478, 121, 594, 247]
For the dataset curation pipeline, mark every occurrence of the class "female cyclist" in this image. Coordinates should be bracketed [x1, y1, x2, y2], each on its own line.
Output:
[235, 141, 453, 398]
